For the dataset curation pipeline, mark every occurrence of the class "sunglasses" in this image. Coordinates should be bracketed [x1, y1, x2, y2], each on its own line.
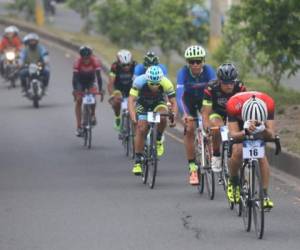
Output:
[148, 82, 159, 86]
[188, 59, 203, 65]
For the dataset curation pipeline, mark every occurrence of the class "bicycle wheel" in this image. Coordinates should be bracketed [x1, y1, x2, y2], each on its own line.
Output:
[142, 146, 148, 184]
[121, 112, 129, 156]
[83, 105, 88, 147]
[194, 136, 204, 194]
[241, 163, 252, 232]
[220, 142, 229, 192]
[252, 161, 264, 239]
[148, 127, 158, 189]
[87, 107, 92, 149]
[204, 140, 215, 200]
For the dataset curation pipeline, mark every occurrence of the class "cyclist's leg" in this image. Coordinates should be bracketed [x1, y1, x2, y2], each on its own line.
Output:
[74, 82, 84, 130]
[110, 90, 122, 129]
[259, 156, 273, 208]
[132, 104, 148, 175]
[153, 102, 168, 157]
[209, 113, 224, 172]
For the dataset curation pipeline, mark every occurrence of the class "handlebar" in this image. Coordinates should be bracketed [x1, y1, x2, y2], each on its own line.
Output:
[227, 134, 281, 158]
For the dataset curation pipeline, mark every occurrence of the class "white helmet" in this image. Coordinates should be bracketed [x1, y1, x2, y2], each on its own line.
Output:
[4, 26, 16, 37]
[241, 96, 268, 122]
[117, 49, 132, 64]
[184, 45, 206, 59]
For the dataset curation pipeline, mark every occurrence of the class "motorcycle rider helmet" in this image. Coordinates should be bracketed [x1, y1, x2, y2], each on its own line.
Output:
[4, 26, 16, 39]
[24, 33, 40, 49]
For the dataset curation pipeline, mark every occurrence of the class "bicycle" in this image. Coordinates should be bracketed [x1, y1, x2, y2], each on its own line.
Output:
[190, 116, 215, 200]
[139, 111, 174, 189]
[119, 98, 135, 158]
[81, 90, 103, 149]
[228, 135, 281, 239]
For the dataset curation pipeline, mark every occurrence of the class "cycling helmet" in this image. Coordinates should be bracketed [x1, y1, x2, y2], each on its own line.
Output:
[117, 49, 132, 64]
[184, 45, 206, 59]
[11, 26, 19, 35]
[79, 45, 92, 57]
[146, 66, 163, 84]
[241, 96, 268, 122]
[217, 63, 238, 83]
[25, 33, 40, 42]
[144, 51, 159, 67]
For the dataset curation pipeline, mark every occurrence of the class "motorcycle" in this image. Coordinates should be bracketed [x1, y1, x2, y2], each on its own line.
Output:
[25, 63, 45, 108]
[3, 49, 19, 88]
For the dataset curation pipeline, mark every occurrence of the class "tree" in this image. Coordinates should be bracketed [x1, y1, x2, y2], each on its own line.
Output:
[67, 0, 97, 33]
[95, 0, 208, 65]
[215, 0, 300, 90]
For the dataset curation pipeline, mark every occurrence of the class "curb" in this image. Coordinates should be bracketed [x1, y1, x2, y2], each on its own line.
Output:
[1, 17, 300, 179]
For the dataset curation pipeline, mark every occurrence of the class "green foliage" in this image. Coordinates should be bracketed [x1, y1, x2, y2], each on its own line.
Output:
[213, 0, 300, 91]
[95, 0, 208, 62]
[67, 0, 97, 32]
[8, 0, 35, 21]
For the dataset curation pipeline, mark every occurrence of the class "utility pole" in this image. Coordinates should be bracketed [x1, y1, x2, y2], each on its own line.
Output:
[208, 0, 222, 52]
[35, 0, 45, 26]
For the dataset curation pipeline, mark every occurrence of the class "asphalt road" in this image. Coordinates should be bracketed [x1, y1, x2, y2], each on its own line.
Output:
[0, 31, 300, 250]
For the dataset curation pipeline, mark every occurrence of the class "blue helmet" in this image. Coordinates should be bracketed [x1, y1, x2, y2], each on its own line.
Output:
[146, 66, 163, 84]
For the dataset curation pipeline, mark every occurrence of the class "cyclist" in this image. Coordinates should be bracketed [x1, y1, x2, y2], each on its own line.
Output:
[0, 26, 22, 76]
[72, 45, 103, 137]
[128, 66, 177, 175]
[202, 63, 246, 172]
[19, 33, 50, 94]
[226, 91, 275, 209]
[133, 51, 167, 78]
[108, 49, 137, 130]
[176, 45, 216, 185]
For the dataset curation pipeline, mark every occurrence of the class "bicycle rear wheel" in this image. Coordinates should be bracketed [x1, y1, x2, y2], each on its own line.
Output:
[148, 127, 158, 189]
[252, 161, 264, 239]
[204, 140, 215, 200]
[142, 146, 148, 184]
[241, 164, 252, 232]
[194, 137, 204, 194]
[121, 112, 129, 156]
[87, 107, 92, 149]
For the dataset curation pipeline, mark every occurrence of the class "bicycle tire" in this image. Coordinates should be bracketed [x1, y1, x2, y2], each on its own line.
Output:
[194, 136, 204, 194]
[125, 113, 131, 157]
[148, 126, 158, 189]
[87, 107, 92, 149]
[204, 139, 215, 200]
[241, 163, 252, 232]
[252, 160, 264, 239]
[121, 112, 129, 156]
[142, 145, 148, 184]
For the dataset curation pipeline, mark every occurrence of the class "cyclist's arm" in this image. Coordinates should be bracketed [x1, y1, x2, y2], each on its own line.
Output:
[128, 87, 138, 122]
[202, 87, 213, 130]
[228, 121, 245, 140]
[95, 69, 103, 91]
[107, 74, 115, 96]
[261, 120, 275, 139]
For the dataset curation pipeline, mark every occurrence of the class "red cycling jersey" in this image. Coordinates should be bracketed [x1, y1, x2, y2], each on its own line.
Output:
[73, 56, 101, 73]
[0, 36, 22, 53]
[226, 91, 275, 121]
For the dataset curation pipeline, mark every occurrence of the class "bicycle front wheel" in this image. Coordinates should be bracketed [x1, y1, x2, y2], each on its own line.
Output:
[241, 164, 252, 232]
[148, 127, 158, 189]
[252, 161, 264, 239]
[204, 140, 215, 200]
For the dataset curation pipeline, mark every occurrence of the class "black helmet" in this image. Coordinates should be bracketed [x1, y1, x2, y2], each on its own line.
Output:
[79, 45, 92, 57]
[144, 51, 159, 67]
[217, 63, 238, 83]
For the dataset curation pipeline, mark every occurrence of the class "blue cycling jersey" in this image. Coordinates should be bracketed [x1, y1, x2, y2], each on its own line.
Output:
[176, 64, 216, 114]
[134, 63, 168, 77]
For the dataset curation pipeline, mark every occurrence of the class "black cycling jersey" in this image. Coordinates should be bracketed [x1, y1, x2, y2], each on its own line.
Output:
[203, 80, 246, 118]
[110, 61, 137, 97]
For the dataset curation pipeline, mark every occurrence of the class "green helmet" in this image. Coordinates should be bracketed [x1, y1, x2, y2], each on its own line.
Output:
[184, 45, 206, 59]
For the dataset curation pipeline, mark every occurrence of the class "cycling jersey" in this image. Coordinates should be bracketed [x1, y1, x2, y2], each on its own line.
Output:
[134, 63, 168, 77]
[176, 64, 216, 115]
[109, 61, 137, 97]
[0, 36, 22, 53]
[72, 56, 102, 91]
[130, 74, 175, 107]
[226, 91, 275, 122]
[203, 80, 246, 119]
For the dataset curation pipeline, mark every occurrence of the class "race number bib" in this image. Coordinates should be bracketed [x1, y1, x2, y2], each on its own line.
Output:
[147, 112, 160, 123]
[242, 140, 265, 159]
[83, 94, 96, 105]
[220, 126, 229, 142]
[121, 98, 128, 110]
